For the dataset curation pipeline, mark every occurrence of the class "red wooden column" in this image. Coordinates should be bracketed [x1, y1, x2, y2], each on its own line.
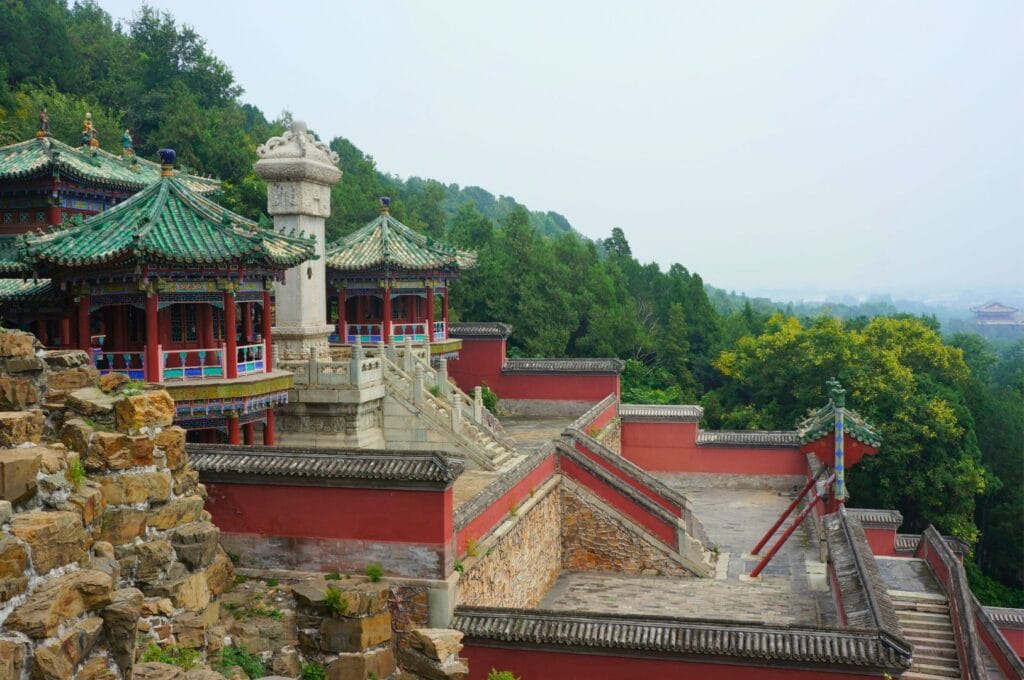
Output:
[223, 291, 238, 378]
[263, 409, 276, 445]
[47, 176, 61, 226]
[199, 304, 214, 349]
[382, 287, 392, 343]
[34, 320, 47, 346]
[336, 288, 346, 342]
[227, 415, 240, 445]
[58, 318, 70, 348]
[144, 292, 159, 382]
[242, 302, 253, 344]
[261, 290, 273, 371]
[442, 286, 450, 328]
[426, 286, 435, 342]
[77, 295, 91, 352]
[243, 422, 255, 446]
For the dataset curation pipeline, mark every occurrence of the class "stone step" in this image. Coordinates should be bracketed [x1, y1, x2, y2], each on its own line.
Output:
[902, 627, 956, 642]
[911, 638, 959, 653]
[908, 662, 960, 678]
[899, 610, 953, 622]
[914, 650, 960, 667]
[889, 589, 948, 603]
[902, 672, 960, 680]
[896, 616, 953, 631]
[894, 602, 952, 615]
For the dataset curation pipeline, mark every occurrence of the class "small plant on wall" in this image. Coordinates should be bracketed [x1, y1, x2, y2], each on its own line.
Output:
[487, 670, 521, 680]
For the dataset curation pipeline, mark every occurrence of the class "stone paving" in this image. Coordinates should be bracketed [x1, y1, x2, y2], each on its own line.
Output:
[875, 556, 942, 594]
[540, 482, 837, 626]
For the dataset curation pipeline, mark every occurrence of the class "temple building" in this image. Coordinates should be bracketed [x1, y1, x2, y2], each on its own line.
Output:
[970, 301, 1024, 339]
[325, 198, 472, 360]
[9, 149, 316, 444]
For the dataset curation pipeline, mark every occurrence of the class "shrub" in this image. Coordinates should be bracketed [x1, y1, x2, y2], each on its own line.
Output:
[140, 643, 199, 670]
[480, 383, 499, 414]
[508, 501, 519, 517]
[487, 670, 520, 680]
[67, 454, 86, 490]
[453, 559, 464, 574]
[428, 384, 442, 397]
[465, 538, 479, 558]
[300, 663, 326, 680]
[324, 571, 341, 581]
[265, 577, 279, 587]
[234, 574, 248, 585]
[365, 564, 384, 582]
[324, 585, 348, 615]
[213, 645, 265, 678]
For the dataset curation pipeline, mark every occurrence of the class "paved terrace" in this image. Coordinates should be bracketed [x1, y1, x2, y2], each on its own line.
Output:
[452, 413, 581, 511]
[540, 477, 838, 626]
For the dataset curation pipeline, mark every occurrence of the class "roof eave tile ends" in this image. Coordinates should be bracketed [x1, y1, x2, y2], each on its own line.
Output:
[502, 358, 625, 375]
[453, 607, 913, 672]
[695, 430, 800, 448]
[619, 404, 703, 423]
[448, 322, 513, 339]
[845, 508, 904, 530]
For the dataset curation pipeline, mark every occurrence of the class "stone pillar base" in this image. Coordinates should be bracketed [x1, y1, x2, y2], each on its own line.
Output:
[271, 324, 335, 360]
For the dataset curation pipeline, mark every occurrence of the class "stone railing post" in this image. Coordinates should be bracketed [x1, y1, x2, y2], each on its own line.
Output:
[350, 340, 363, 386]
[307, 351, 319, 386]
[404, 336, 415, 373]
[438, 358, 450, 397]
[473, 386, 483, 424]
[386, 340, 398, 365]
[413, 365, 425, 407]
[451, 391, 462, 434]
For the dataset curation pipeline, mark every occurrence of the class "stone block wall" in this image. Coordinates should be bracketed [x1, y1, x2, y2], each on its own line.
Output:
[457, 482, 561, 609]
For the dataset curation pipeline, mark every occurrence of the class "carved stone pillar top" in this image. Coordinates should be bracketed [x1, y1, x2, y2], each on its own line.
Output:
[255, 120, 342, 188]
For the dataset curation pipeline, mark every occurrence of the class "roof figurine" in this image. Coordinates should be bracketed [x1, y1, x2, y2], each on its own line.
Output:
[19, 147, 315, 272]
[122, 128, 134, 158]
[37, 107, 49, 138]
[81, 112, 98, 149]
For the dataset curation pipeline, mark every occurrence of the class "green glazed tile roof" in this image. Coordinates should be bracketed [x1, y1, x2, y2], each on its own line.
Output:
[0, 237, 29, 275]
[0, 136, 220, 194]
[20, 175, 316, 270]
[796, 402, 881, 447]
[0, 277, 54, 301]
[325, 213, 476, 273]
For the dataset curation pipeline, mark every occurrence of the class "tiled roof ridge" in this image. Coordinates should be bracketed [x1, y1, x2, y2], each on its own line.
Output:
[188, 444, 464, 487]
[696, 430, 800, 448]
[842, 508, 903, 530]
[823, 508, 907, 645]
[447, 321, 513, 338]
[796, 401, 881, 448]
[454, 442, 556, 530]
[619, 404, 703, 422]
[453, 606, 913, 671]
[983, 605, 1024, 628]
[973, 596, 1024, 676]
[326, 212, 477, 272]
[502, 357, 625, 374]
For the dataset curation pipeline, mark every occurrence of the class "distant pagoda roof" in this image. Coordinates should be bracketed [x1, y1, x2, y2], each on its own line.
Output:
[326, 209, 476, 274]
[0, 136, 220, 194]
[19, 173, 315, 271]
[970, 301, 1017, 314]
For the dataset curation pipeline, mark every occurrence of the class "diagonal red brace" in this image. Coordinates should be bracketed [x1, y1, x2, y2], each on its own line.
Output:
[749, 481, 828, 578]
[749, 467, 827, 556]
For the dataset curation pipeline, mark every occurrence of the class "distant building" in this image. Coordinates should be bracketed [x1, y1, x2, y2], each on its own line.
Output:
[970, 301, 1024, 339]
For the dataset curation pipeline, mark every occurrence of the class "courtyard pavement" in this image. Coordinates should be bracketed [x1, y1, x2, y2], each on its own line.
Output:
[539, 482, 838, 626]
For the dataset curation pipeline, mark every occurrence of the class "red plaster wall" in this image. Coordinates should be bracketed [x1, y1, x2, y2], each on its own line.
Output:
[572, 441, 681, 517]
[455, 454, 557, 556]
[978, 615, 1024, 677]
[863, 527, 898, 557]
[448, 337, 620, 402]
[462, 645, 887, 679]
[993, 625, 1024, 658]
[205, 483, 452, 545]
[559, 454, 677, 548]
[620, 421, 804, 474]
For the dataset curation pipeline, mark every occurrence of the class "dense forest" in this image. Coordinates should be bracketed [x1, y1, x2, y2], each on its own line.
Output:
[0, 1, 1020, 605]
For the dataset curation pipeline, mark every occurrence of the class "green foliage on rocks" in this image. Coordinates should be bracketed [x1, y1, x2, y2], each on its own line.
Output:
[140, 643, 199, 670]
[324, 585, 347, 615]
[213, 645, 265, 678]
[364, 564, 384, 583]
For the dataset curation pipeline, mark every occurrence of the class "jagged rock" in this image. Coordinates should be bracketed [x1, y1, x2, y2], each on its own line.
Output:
[98, 470, 173, 505]
[87, 541, 121, 584]
[76, 656, 118, 680]
[98, 506, 148, 545]
[102, 587, 144, 675]
[0, 329, 39, 357]
[185, 670, 225, 680]
[86, 430, 133, 471]
[408, 628, 464, 662]
[327, 646, 397, 680]
[99, 371, 129, 392]
[61, 417, 93, 453]
[205, 548, 235, 596]
[0, 498, 11, 523]
[5, 354, 45, 373]
[114, 390, 175, 432]
[9, 510, 87, 573]
[172, 602, 219, 648]
[68, 479, 105, 525]
[320, 612, 392, 653]
[0, 535, 29, 602]
[32, 615, 104, 679]
[43, 349, 90, 368]
[134, 539, 177, 585]
[134, 662, 187, 679]
[0, 446, 41, 503]
[171, 521, 220, 570]
[148, 570, 210, 612]
[397, 647, 469, 680]
[0, 638, 28, 679]
[0, 409, 44, 446]
[47, 365, 99, 391]
[6, 569, 113, 638]
[173, 467, 201, 496]
[35, 445, 70, 474]
[142, 597, 176, 616]
[130, 434, 156, 465]
[0, 374, 40, 409]
[271, 647, 302, 677]
[156, 427, 187, 470]
[67, 387, 117, 419]
[148, 495, 205, 530]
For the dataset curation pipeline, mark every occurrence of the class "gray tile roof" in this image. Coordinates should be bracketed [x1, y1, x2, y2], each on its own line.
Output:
[454, 443, 556, 530]
[985, 606, 1024, 629]
[188, 444, 463, 489]
[619, 404, 703, 422]
[447, 322, 512, 338]
[823, 508, 906, 644]
[453, 607, 913, 672]
[846, 508, 904, 530]
[503, 357, 624, 374]
[567, 394, 618, 431]
[895, 532, 969, 556]
[696, 430, 800, 448]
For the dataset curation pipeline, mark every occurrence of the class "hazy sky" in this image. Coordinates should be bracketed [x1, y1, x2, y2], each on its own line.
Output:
[96, 1, 1022, 299]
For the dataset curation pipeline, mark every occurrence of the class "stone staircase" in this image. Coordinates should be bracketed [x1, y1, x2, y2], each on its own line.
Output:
[888, 589, 962, 679]
[381, 351, 516, 470]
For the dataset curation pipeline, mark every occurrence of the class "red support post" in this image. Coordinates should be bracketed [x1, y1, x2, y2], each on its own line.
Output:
[144, 292, 159, 383]
[426, 285, 435, 343]
[59, 318, 70, 348]
[263, 409, 275, 445]
[749, 468, 826, 556]
[48, 177, 61, 226]
[337, 288, 346, 342]
[442, 286, 449, 327]
[261, 290, 273, 370]
[382, 288, 392, 343]
[77, 295, 91, 352]
[242, 302, 253, 344]
[749, 485, 826, 578]
[224, 292, 237, 379]
[227, 416, 241, 445]
[199, 303, 214, 351]
[243, 422, 255, 446]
